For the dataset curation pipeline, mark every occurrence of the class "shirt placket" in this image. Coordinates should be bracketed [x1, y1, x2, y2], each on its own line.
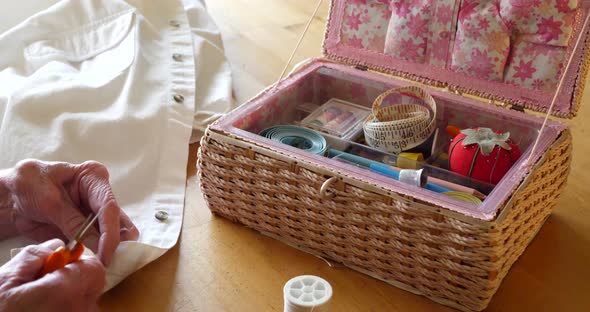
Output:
[150, 6, 196, 237]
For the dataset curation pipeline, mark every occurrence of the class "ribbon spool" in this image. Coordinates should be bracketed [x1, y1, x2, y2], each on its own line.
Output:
[443, 191, 483, 204]
[260, 125, 328, 156]
[363, 86, 437, 154]
[283, 275, 332, 312]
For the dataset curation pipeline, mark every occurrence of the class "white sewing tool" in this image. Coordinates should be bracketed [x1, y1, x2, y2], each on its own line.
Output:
[283, 275, 332, 312]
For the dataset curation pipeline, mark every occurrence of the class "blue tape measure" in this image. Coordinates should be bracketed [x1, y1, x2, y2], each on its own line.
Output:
[260, 125, 328, 156]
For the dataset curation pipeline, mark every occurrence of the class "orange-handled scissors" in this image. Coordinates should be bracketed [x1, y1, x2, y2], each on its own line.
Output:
[40, 213, 99, 277]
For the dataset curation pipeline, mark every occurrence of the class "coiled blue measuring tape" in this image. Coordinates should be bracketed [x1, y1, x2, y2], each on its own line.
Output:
[260, 125, 328, 156]
[260, 125, 456, 196]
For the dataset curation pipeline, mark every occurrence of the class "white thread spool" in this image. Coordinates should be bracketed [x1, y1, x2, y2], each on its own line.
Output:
[283, 275, 332, 312]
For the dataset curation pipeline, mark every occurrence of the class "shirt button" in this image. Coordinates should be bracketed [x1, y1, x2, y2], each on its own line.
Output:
[155, 210, 169, 221]
[172, 53, 183, 62]
[169, 20, 180, 27]
[173, 94, 185, 103]
[440, 31, 449, 39]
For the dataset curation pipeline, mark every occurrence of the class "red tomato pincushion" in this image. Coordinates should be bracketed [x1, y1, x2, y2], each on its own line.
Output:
[448, 128, 521, 184]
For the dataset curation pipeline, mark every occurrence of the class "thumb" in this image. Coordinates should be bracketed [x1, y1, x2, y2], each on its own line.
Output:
[0, 239, 65, 287]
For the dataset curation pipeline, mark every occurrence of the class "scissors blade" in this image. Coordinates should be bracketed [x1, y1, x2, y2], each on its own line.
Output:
[75, 213, 100, 243]
[72, 214, 94, 241]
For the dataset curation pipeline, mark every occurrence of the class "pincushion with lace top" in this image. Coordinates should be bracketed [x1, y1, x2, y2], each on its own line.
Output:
[448, 127, 522, 184]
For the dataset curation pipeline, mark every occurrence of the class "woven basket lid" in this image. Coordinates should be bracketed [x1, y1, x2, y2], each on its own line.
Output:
[323, 0, 590, 118]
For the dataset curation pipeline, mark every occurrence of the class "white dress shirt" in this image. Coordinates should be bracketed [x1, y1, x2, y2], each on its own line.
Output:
[0, 0, 234, 290]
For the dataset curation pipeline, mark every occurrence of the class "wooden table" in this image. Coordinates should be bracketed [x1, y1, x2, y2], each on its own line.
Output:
[100, 1, 590, 311]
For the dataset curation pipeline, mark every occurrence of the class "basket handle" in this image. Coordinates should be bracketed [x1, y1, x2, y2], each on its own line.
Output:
[319, 176, 338, 199]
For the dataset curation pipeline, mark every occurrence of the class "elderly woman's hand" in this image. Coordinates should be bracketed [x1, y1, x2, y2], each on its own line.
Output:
[0, 159, 139, 266]
[0, 239, 105, 312]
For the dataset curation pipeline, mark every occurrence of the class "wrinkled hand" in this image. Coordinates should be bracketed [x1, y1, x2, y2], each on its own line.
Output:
[1, 159, 139, 266]
[0, 239, 105, 312]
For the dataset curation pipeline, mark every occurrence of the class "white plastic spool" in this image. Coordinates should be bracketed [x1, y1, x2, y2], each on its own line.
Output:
[283, 275, 332, 312]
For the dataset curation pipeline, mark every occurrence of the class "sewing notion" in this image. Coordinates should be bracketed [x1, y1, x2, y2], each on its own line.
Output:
[260, 125, 328, 156]
[363, 86, 437, 154]
[283, 275, 332, 312]
[448, 128, 521, 184]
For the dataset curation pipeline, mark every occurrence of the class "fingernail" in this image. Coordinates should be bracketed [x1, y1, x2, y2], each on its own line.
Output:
[121, 226, 140, 241]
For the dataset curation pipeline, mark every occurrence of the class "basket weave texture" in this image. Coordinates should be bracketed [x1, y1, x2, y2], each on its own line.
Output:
[197, 129, 572, 311]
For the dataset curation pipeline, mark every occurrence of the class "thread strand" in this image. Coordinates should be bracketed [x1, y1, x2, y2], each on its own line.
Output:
[527, 12, 590, 164]
[274, 0, 324, 88]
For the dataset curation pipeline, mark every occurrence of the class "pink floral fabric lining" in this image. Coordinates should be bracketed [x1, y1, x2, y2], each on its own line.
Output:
[501, 0, 578, 46]
[341, 0, 391, 51]
[451, 0, 511, 81]
[504, 38, 567, 91]
[384, 0, 458, 66]
[339, 0, 580, 92]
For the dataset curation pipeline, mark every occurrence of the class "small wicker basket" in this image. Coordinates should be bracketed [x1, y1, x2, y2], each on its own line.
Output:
[198, 127, 571, 311]
[197, 0, 587, 310]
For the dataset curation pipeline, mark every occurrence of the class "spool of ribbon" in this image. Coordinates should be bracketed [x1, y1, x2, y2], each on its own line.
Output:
[260, 125, 328, 156]
[443, 191, 483, 204]
[363, 86, 437, 154]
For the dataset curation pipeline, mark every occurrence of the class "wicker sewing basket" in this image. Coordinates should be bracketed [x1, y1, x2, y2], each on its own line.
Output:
[198, 1, 588, 311]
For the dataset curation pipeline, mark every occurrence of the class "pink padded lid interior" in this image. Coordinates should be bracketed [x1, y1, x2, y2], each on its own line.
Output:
[323, 0, 590, 117]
